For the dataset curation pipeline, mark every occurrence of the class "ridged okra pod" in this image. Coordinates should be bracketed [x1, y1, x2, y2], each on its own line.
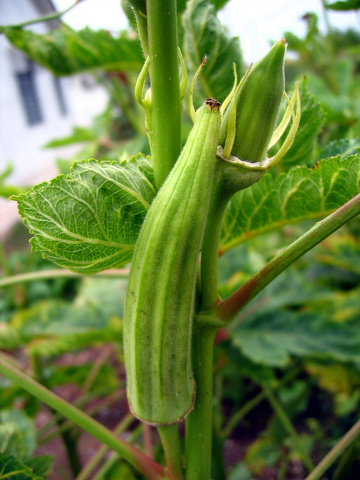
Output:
[124, 99, 221, 425]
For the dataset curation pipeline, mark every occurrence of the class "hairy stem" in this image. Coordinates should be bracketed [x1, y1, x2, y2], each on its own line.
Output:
[0, 357, 165, 480]
[186, 327, 216, 480]
[147, 0, 182, 187]
[305, 416, 360, 480]
[216, 193, 360, 322]
[158, 425, 183, 480]
[134, 7, 149, 57]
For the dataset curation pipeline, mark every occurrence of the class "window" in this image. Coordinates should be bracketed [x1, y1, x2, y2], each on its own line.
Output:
[53, 76, 67, 116]
[9, 49, 43, 125]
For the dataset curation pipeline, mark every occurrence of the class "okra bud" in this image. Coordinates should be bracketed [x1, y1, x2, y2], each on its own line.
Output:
[220, 40, 286, 163]
[124, 99, 221, 425]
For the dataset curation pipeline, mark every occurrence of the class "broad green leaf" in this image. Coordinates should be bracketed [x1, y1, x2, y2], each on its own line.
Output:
[182, 0, 244, 105]
[230, 309, 360, 367]
[220, 152, 360, 254]
[319, 137, 360, 160]
[326, 0, 360, 10]
[0, 454, 46, 480]
[43, 126, 95, 148]
[0, 410, 36, 460]
[14, 155, 156, 274]
[279, 80, 325, 169]
[3, 25, 144, 76]
[305, 72, 357, 124]
[26, 456, 53, 477]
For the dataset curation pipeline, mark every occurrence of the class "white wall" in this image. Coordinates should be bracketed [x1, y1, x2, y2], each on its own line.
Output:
[0, 0, 108, 238]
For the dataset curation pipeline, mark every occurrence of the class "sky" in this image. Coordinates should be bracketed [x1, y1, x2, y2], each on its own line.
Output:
[52, 0, 360, 63]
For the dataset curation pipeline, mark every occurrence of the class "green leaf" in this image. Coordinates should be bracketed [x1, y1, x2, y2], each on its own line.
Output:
[319, 137, 360, 160]
[230, 308, 360, 367]
[326, 0, 360, 10]
[4, 25, 144, 76]
[279, 80, 325, 169]
[182, 0, 244, 105]
[43, 127, 96, 148]
[220, 151, 360, 254]
[0, 454, 46, 480]
[25, 456, 53, 477]
[3, 298, 123, 356]
[14, 155, 156, 274]
[0, 410, 36, 460]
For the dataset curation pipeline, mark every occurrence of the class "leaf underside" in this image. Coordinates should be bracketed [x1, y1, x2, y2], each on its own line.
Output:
[14, 155, 156, 274]
[15, 151, 360, 272]
[4, 25, 144, 76]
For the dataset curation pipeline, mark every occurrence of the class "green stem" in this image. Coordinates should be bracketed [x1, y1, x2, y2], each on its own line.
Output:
[134, 7, 149, 57]
[37, 385, 118, 440]
[40, 390, 126, 445]
[147, 0, 182, 188]
[221, 367, 302, 440]
[220, 391, 265, 440]
[75, 413, 134, 480]
[216, 193, 360, 322]
[0, 357, 165, 480]
[0, 0, 81, 30]
[158, 425, 183, 480]
[200, 198, 228, 311]
[264, 385, 314, 472]
[82, 345, 113, 394]
[92, 424, 144, 480]
[305, 416, 360, 480]
[30, 352, 82, 476]
[185, 327, 216, 480]
[0, 268, 129, 288]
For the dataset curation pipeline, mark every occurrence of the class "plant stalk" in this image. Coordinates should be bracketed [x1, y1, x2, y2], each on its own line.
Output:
[74, 413, 134, 480]
[31, 352, 82, 476]
[216, 193, 360, 322]
[146, 0, 182, 188]
[305, 416, 360, 480]
[1, 0, 82, 29]
[264, 385, 314, 471]
[0, 356, 165, 480]
[134, 7, 149, 57]
[158, 425, 183, 480]
[185, 326, 216, 480]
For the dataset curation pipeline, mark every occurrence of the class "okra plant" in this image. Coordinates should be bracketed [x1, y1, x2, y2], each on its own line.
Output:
[1, 1, 360, 479]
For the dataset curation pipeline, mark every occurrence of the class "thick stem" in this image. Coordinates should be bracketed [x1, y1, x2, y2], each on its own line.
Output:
[146, 0, 182, 188]
[216, 193, 360, 322]
[0, 268, 129, 288]
[200, 197, 228, 311]
[158, 425, 183, 480]
[264, 385, 314, 471]
[305, 416, 360, 480]
[185, 327, 216, 480]
[0, 357, 165, 480]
